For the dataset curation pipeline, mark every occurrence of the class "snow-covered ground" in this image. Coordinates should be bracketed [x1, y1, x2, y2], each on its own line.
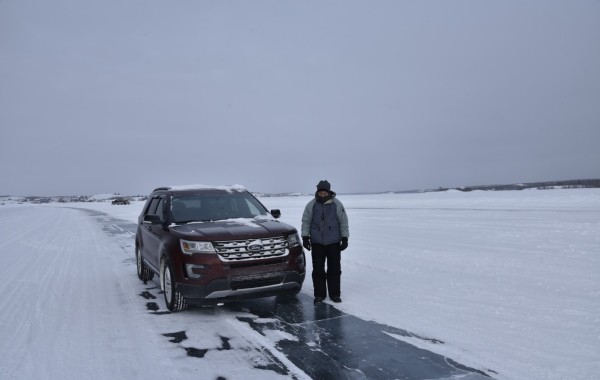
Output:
[1, 188, 599, 379]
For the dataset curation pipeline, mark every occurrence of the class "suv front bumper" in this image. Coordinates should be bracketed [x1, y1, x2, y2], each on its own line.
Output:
[181, 270, 305, 305]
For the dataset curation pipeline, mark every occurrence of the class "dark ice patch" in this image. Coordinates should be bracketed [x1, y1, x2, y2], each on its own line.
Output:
[217, 336, 231, 351]
[226, 295, 494, 379]
[146, 302, 159, 312]
[140, 291, 157, 300]
[185, 347, 209, 358]
[163, 331, 187, 344]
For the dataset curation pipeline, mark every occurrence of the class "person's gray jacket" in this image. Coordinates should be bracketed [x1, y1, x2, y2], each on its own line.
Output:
[301, 196, 349, 245]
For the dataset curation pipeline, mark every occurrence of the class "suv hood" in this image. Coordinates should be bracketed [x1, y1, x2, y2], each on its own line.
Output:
[169, 218, 296, 240]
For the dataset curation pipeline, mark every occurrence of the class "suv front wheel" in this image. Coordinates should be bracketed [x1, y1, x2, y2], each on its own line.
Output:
[163, 257, 187, 312]
[136, 246, 154, 283]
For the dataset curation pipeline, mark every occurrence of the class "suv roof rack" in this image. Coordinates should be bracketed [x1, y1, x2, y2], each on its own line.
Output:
[152, 185, 247, 194]
[152, 187, 171, 192]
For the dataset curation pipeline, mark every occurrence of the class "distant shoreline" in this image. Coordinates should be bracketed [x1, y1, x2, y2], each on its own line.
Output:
[2, 178, 599, 201]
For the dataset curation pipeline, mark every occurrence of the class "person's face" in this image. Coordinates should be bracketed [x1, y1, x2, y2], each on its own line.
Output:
[317, 190, 329, 198]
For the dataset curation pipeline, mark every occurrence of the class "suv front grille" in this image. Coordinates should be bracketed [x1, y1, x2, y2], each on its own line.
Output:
[213, 236, 288, 262]
[229, 272, 284, 290]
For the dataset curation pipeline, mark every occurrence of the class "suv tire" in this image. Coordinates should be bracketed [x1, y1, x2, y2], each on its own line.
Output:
[163, 258, 187, 312]
[136, 246, 154, 283]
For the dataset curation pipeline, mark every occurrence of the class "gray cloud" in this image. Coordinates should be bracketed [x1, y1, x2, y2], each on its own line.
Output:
[2, 0, 599, 196]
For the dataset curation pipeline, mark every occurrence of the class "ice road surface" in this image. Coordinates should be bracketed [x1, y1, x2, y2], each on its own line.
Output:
[0, 188, 599, 380]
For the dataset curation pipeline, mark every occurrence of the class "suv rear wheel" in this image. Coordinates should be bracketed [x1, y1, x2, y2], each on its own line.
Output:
[136, 246, 154, 283]
[163, 258, 187, 312]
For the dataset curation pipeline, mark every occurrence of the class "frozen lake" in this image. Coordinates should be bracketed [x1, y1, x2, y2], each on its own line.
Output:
[1, 188, 598, 379]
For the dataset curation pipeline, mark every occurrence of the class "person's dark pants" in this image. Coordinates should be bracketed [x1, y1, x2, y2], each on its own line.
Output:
[311, 243, 342, 299]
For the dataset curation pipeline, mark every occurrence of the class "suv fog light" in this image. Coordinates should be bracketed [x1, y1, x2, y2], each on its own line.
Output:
[185, 264, 207, 279]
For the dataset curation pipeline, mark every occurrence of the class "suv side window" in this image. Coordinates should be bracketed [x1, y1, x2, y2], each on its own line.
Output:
[155, 197, 165, 221]
[145, 196, 166, 221]
[146, 197, 160, 216]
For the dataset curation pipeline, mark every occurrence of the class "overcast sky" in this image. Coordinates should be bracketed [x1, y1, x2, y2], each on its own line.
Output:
[1, 0, 599, 196]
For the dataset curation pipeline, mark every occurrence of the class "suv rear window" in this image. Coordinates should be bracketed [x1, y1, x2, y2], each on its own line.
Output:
[171, 193, 268, 223]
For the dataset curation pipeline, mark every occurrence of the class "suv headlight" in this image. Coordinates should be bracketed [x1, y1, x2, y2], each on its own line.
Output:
[180, 239, 215, 255]
[287, 233, 300, 248]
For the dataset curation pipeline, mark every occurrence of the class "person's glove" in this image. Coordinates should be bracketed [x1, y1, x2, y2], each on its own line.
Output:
[340, 237, 348, 251]
[302, 236, 311, 251]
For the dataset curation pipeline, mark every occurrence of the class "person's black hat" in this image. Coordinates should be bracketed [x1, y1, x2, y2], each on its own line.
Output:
[316, 180, 331, 192]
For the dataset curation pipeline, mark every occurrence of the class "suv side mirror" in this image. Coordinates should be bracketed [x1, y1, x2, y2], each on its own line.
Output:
[270, 209, 281, 219]
[144, 214, 161, 224]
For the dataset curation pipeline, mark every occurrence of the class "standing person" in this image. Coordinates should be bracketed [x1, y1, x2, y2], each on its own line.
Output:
[301, 180, 349, 304]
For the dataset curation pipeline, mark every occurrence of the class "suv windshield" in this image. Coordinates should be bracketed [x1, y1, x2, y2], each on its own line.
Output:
[170, 192, 269, 223]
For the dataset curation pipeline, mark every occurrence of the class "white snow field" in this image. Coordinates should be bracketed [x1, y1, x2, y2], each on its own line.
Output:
[1, 188, 599, 380]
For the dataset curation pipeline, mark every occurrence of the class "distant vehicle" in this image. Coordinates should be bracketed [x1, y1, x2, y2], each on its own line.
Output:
[112, 198, 130, 205]
[135, 185, 306, 311]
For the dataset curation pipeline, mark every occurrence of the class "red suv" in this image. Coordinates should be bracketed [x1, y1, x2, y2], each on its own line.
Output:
[135, 185, 305, 311]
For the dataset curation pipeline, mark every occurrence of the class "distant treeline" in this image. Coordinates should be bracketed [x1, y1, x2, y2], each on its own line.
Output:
[446, 178, 600, 192]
